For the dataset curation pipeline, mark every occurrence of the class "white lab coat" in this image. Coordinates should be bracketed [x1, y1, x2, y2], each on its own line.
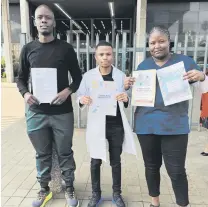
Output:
[76, 66, 138, 162]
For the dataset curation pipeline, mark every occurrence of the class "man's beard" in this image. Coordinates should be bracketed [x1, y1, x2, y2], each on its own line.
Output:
[40, 31, 52, 36]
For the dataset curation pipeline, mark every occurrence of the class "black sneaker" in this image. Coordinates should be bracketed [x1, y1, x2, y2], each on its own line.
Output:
[65, 187, 79, 207]
[112, 193, 126, 207]
[201, 152, 208, 156]
[87, 192, 102, 207]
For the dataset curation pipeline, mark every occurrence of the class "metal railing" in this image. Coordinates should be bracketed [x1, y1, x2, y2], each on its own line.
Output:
[3, 32, 207, 129]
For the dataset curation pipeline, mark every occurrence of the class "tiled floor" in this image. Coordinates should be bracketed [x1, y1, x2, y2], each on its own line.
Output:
[2, 120, 208, 206]
[1, 83, 208, 207]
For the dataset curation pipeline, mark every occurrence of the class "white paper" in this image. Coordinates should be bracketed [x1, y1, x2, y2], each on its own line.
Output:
[131, 70, 157, 107]
[31, 68, 57, 103]
[89, 81, 117, 116]
[157, 61, 193, 106]
[86, 113, 107, 161]
[119, 102, 138, 159]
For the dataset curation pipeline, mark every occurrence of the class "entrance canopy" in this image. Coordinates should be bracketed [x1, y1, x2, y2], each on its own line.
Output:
[28, 0, 135, 41]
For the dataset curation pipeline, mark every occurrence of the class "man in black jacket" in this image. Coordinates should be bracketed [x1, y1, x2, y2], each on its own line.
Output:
[16, 4, 82, 207]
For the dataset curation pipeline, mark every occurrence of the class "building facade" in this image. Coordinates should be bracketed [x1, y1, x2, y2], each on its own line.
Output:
[2, 1, 208, 43]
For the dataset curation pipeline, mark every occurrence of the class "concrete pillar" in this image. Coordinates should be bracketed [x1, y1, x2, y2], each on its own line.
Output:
[135, 0, 147, 66]
[2, 0, 14, 83]
[20, 0, 31, 43]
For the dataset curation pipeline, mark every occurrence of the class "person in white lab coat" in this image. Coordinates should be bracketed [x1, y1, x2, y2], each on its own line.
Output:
[77, 41, 137, 207]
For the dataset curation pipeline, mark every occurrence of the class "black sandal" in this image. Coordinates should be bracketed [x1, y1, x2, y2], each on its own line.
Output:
[201, 152, 208, 156]
[150, 204, 160, 207]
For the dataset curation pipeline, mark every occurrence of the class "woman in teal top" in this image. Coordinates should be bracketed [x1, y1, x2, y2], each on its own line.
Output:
[125, 26, 206, 207]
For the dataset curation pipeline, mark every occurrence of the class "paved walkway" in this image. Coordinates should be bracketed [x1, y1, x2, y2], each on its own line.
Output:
[1, 83, 208, 207]
[1, 83, 25, 131]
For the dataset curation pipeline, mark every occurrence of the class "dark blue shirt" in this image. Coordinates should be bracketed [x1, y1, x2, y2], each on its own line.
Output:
[134, 54, 200, 135]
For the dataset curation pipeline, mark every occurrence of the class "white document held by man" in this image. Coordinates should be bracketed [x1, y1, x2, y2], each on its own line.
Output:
[31, 68, 57, 104]
[131, 70, 157, 107]
[157, 61, 193, 106]
[90, 81, 117, 116]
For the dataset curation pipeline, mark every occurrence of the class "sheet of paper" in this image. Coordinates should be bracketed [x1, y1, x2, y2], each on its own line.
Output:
[119, 102, 138, 159]
[131, 70, 157, 107]
[89, 81, 117, 116]
[31, 68, 57, 104]
[86, 113, 107, 161]
[157, 61, 193, 106]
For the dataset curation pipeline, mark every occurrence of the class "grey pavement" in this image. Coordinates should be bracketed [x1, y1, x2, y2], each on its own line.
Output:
[1, 83, 208, 207]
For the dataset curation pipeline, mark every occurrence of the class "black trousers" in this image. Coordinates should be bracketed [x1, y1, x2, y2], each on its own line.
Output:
[91, 124, 124, 194]
[137, 134, 189, 206]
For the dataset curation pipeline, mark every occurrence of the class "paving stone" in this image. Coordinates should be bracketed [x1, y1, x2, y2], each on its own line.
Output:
[142, 194, 174, 204]
[1, 188, 16, 197]
[124, 185, 141, 194]
[4, 197, 24, 206]
[26, 189, 38, 198]
[12, 189, 29, 197]
[128, 202, 144, 207]
[190, 205, 208, 207]
[18, 198, 35, 207]
[49, 199, 66, 207]
[1, 87, 208, 207]
[1, 197, 10, 206]
[190, 195, 208, 205]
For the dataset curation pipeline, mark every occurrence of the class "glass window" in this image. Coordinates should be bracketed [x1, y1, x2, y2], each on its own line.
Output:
[183, 23, 199, 33]
[10, 5, 21, 43]
[168, 3, 190, 11]
[147, 11, 154, 23]
[199, 2, 208, 11]
[200, 21, 208, 35]
[183, 11, 199, 24]
[169, 12, 183, 24]
[199, 11, 208, 23]
[190, 2, 200, 11]
[169, 21, 179, 35]
[154, 11, 169, 24]
[146, 23, 155, 33]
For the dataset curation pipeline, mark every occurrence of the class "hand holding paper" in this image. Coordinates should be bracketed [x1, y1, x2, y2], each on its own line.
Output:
[51, 88, 71, 105]
[24, 92, 39, 106]
[80, 96, 93, 105]
[183, 69, 205, 82]
[116, 92, 128, 102]
[124, 77, 136, 90]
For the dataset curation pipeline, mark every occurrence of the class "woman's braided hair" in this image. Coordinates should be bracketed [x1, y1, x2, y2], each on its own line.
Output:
[149, 25, 173, 50]
[149, 25, 170, 41]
